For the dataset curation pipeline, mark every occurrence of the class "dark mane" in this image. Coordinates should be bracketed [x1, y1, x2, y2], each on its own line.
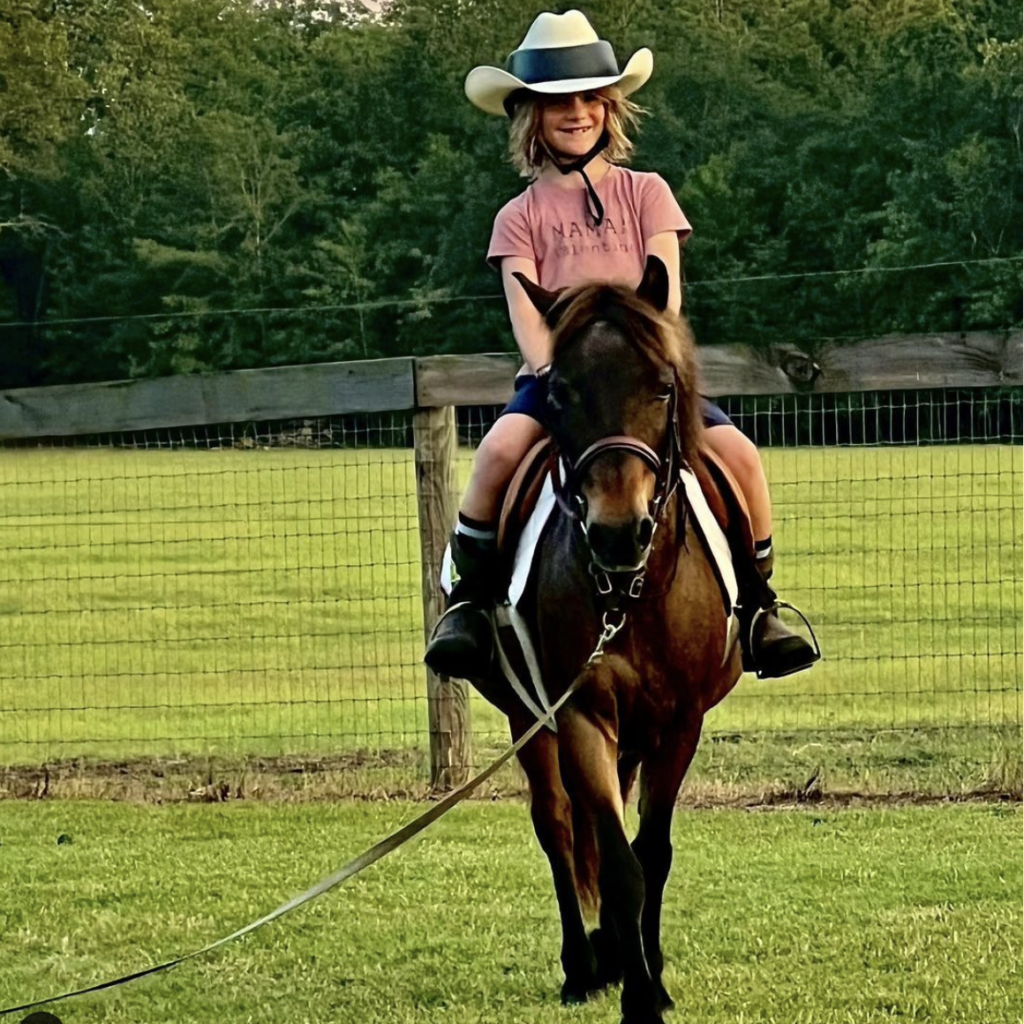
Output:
[548, 282, 704, 467]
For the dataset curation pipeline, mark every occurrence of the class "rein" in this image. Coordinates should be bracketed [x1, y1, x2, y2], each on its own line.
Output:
[0, 618, 624, 1019]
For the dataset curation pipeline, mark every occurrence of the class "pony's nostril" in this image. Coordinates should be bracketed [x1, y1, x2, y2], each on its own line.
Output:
[637, 516, 655, 550]
[587, 523, 613, 560]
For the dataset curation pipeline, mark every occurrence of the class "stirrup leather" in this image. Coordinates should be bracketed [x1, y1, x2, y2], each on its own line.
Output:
[747, 600, 822, 680]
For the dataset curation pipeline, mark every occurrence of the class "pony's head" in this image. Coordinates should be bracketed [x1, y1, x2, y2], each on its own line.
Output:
[515, 257, 701, 573]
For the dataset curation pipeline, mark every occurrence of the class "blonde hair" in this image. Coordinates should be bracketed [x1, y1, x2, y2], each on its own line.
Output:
[507, 87, 643, 178]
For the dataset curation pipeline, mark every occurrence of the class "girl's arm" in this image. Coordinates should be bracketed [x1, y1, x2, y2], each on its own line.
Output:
[500, 256, 553, 373]
[645, 230, 684, 316]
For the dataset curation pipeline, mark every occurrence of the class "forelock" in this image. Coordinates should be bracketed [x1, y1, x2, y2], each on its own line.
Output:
[550, 284, 687, 375]
[549, 282, 703, 465]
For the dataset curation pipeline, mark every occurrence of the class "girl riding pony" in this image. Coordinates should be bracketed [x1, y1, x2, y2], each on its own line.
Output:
[425, 9, 818, 682]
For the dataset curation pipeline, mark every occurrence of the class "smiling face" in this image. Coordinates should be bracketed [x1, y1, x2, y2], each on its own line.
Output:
[539, 91, 607, 160]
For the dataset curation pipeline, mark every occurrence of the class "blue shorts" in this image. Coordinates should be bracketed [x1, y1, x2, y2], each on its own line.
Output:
[701, 397, 733, 428]
[500, 375, 734, 430]
[500, 374, 550, 423]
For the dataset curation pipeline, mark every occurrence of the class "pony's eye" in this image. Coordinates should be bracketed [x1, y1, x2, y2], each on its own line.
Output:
[655, 387, 673, 403]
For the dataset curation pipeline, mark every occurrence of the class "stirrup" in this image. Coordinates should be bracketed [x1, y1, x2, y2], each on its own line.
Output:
[748, 600, 821, 680]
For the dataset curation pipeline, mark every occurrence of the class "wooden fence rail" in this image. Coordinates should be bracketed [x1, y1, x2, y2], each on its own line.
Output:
[1, 330, 1019, 788]
[0, 332, 1018, 442]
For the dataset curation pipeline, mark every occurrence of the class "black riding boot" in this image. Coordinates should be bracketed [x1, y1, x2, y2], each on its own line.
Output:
[737, 550, 820, 679]
[423, 531, 497, 680]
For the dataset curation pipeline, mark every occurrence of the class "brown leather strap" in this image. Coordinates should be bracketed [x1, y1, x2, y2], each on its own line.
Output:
[573, 435, 661, 478]
[497, 437, 556, 553]
[698, 445, 755, 559]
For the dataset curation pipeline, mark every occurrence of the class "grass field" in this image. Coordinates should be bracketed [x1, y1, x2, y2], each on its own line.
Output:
[0, 800, 1020, 1022]
[0, 442, 1020, 795]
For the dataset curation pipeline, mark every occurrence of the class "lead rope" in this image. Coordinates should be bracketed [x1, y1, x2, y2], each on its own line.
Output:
[0, 615, 627, 1019]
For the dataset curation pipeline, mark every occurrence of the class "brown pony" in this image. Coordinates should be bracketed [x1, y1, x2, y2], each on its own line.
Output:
[484, 257, 743, 1024]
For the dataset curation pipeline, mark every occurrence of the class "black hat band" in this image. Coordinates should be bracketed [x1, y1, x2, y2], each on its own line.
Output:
[506, 41, 620, 86]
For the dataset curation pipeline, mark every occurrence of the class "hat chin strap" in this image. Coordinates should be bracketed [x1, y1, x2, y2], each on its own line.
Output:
[544, 129, 609, 227]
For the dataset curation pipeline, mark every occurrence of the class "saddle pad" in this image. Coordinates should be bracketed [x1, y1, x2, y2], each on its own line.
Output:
[680, 466, 738, 618]
[506, 466, 737, 615]
[508, 473, 557, 608]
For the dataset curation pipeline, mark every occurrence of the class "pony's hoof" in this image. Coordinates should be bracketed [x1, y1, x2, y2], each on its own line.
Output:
[561, 943, 600, 1004]
[621, 989, 668, 1024]
[654, 983, 675, 1013]
[560, 979, 592, 1006]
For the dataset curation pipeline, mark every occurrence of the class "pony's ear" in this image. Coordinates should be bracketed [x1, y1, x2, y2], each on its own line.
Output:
[637, 256, 670, 312]
[512, 272, 562, 318]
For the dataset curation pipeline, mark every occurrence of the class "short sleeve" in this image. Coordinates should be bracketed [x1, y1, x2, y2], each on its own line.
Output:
[639, 174, 692, 246]
[486, 196, 536, 270]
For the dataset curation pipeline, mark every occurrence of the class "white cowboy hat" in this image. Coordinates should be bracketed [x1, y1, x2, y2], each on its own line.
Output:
[465, 9, 653, 117]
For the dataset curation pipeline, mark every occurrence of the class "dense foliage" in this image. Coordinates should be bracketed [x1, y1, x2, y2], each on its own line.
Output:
[0, 0, 1020, 386]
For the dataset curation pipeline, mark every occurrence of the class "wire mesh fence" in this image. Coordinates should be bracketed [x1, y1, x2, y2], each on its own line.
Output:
[0, 386, 1020, 799]
[0, 415, 424, 792]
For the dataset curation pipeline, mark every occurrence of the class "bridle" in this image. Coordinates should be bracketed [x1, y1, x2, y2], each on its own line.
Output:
[553, 378, 687, 602]
[555, 379, 684, 530]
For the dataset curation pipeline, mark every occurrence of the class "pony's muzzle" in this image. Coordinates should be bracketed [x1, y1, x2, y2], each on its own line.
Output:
[579, 451, 659, 572]
[586, 514, 656, 573]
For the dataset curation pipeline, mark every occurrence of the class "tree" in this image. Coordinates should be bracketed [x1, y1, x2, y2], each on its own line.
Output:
[0, 0, 1018, 385]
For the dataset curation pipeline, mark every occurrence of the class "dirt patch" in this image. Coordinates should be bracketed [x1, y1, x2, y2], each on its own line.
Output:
[680, 787, 1020, 810]
[0, 752, 1019, 808]
[0, 750, 441, 803]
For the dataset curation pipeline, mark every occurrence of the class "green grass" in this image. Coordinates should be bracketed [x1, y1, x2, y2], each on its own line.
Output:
[0, 444, 1019, 793]
[0, 801, 1019, 1022]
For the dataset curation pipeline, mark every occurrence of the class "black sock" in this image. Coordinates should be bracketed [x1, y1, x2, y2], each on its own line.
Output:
[456, 512, 497, 548]
[754, 535, 774, 582]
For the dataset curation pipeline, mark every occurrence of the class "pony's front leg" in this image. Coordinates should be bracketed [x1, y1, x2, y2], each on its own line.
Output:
[558, 703, 663, 1024]
[632, 715, 703, 1014]
[512, 716, 597, 1004]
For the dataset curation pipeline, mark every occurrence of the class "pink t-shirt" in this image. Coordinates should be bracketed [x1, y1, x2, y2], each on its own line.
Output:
[486, 166, 691, 291]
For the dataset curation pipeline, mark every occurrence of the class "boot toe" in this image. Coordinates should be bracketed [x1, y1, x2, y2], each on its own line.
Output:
[758, 634, 818, 678]
[751, 610, 820, 679]
[424, 606, 493, 679]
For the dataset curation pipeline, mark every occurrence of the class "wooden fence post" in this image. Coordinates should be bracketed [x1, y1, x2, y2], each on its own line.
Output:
[413, 405, 470, 790]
